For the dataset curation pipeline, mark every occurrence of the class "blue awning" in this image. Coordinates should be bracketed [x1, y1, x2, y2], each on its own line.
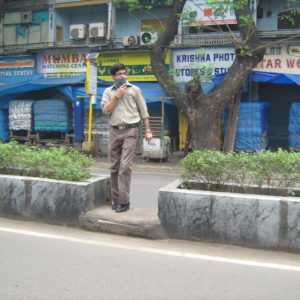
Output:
[213, 71, 300, 87]
[59, 81, 173, 109]
[250, 71, 300, 84]
[0, 74, 86, 95]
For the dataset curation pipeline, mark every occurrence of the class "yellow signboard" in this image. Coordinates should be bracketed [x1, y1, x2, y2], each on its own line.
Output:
[97, 50, 170, 81]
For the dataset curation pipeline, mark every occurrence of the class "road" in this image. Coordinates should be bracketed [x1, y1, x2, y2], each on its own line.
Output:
[1, 218, 300, 300]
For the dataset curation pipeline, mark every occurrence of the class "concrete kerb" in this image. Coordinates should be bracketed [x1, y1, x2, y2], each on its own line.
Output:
[79, 206, 168, 239]
[158, 179, 300, 252]
[0, 174, 110, 226]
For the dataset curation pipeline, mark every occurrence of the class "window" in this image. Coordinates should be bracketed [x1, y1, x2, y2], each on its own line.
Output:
[278, 11, 300, 29]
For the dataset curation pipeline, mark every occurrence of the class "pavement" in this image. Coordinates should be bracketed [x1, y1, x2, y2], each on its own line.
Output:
[89, 151, 185, 175]
[80, 152, 185, 239]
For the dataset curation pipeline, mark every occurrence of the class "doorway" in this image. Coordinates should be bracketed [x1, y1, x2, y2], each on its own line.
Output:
[260, 83, 300, 149]
[56, 26, 63, 41]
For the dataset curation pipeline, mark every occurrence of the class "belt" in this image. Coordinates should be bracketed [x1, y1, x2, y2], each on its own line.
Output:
[111, 122, 139, 130]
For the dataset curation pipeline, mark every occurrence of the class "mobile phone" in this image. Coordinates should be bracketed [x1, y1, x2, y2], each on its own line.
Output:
[114, 78, 127, 89]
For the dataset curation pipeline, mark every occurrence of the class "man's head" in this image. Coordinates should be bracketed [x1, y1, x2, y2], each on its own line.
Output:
[110, 63, 127, 79]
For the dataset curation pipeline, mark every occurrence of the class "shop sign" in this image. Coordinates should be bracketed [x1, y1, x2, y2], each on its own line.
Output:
[254, 45, 300, 74]
[183, 0, 237, 26]
[37, 50, 87, 78]
[0, 56, 36, 82]
[96, 51, 170, 81]
[172, 47, 236, 82]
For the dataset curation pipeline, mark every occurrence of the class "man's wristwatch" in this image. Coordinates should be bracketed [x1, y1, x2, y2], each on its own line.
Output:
[145, 129, 152, 133]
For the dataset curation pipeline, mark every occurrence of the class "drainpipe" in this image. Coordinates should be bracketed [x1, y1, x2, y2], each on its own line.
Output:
[48, 3, 55, 46]
[0, 14, 4, 49]
[107, 0, 115, 42]
[250, 0, 257, 25]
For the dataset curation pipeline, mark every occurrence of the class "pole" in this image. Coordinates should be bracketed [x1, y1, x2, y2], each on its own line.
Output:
[87, 96, 93, 143]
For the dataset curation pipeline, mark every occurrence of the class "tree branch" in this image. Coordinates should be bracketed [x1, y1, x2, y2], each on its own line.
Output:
[150, 0, 190, 110]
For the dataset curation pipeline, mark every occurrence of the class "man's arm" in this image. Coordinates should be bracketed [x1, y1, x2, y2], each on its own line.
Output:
[143, 117, 153, 143]
[102, 85, 128, 114]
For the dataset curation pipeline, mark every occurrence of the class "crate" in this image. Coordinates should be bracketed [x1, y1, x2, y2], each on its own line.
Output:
[35, 132, 73, 146]
[9, 130, 36, 145]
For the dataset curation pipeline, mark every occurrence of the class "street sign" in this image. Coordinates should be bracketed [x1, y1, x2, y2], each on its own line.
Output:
[85, 60, 97, 96]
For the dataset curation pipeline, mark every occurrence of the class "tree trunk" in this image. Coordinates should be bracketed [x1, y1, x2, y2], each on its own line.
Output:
[187, 104, 221, 150]
[150, 0, 266, 151]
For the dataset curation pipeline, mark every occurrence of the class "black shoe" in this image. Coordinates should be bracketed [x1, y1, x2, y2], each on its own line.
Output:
[111, 204, 118, 210]
[115, 203, 130, 213]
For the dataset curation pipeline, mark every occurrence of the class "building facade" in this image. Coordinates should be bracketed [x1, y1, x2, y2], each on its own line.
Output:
[0, 0, 300, 151]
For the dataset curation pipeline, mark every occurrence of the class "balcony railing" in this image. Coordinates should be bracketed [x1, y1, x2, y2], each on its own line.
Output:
[179, 32, 241, 46]
[258, 30, 300, 39]
[178, 29, 300, 47]
[2, 29, 300, 55]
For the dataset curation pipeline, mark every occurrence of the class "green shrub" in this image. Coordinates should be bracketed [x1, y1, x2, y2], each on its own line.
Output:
[181, 149, 300, 191]
[0, 142, 94, 181]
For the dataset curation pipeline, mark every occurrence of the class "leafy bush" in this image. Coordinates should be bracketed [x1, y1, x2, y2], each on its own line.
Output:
[181, 149, 300, 192]
[0, 142, 94, 181]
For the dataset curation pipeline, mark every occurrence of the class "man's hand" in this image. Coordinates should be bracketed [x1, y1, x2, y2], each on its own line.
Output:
[144, 131, 153, 143]
[115, 84, 128, 100]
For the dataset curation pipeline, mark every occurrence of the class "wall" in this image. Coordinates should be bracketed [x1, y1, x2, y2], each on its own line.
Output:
[55, 5, 107, 41]
[55, 10, 72, 41]
[257, 0, 285, 31]
[115, 7, 171, 38]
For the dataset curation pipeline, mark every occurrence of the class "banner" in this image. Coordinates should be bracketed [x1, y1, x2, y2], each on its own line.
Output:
[254, 45, 300, 74]
[183, 0, 237, 26]
[37, 50, 170, 81]
[96, 51, 170, 81]
[37, 50, 87, 78]
[172, 47, 236, 82]
[0, 56, 36, 82]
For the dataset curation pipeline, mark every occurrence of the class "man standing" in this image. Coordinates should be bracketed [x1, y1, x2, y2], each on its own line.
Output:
[102, 63, 153, 213]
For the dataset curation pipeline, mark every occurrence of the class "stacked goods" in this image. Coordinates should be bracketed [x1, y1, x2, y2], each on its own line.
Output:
[224, 102, 270, 151]
[33, 99, 72, 132]
[84, 109, 110, 153]
[84, 110, 110, 143]
[289, 102, 300, 149]
[9, 100, 33, 130]
[0, 109, 9, 141]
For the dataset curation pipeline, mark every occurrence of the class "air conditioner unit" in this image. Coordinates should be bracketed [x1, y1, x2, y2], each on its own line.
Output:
[123, 35, 140, 46]
[89, 22, 106, 38]
[140, 31, 158, 45]
[70, 24, 87, 39]
[21, 11, 32, 23]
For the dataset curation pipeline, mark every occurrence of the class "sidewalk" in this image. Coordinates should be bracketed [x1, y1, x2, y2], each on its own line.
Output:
[89, 151, 185, 175]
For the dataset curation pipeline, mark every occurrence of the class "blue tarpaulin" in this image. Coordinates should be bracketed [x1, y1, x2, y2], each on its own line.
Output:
[0, 75, 171, 109]
[1, 71, 299, 98]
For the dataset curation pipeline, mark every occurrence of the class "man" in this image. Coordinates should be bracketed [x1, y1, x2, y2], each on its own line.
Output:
[101, 63, 153, 213]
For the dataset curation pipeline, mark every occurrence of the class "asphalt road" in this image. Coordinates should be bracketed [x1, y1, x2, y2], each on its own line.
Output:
[1, 218, 300, 300]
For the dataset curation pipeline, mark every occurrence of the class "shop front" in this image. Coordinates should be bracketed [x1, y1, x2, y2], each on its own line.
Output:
[173, 44, 300, 151]
[253, 44, 300, 150]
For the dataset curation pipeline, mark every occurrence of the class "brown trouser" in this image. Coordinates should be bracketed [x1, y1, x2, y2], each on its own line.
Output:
[108, 127, 138, 205]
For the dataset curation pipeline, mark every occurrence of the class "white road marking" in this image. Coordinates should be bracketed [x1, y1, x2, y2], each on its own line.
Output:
[0, 226, 299, 272]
